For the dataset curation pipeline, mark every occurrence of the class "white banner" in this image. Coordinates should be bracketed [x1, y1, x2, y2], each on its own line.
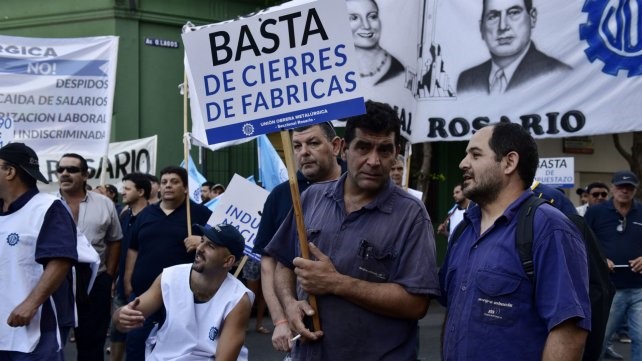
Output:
[207, 174, 269, 261]
[0, 115, 14, 147]
[182, 0, 366, 145]
[535, 157, 575, 188]
[328, 0, 642, 143]
[37, 135, 157, 193]
[0, 35, 118, 155]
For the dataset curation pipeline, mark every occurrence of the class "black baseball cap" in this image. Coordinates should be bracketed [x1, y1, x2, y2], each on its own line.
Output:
[0, 142, 49, 184]
[193, 223, 245, 260]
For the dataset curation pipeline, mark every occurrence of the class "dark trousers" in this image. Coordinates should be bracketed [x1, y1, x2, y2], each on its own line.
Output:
[75, 272, 112, 361]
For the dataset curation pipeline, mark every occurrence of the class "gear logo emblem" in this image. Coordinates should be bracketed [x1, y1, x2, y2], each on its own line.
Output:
[241, 123, 255, 136]
[580, 0, 642, 76]
[6, 233, 19, 246]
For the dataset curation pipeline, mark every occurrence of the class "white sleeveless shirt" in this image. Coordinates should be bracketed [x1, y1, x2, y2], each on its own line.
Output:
[0, 193, 56, 352]
[147, 264, 254, 361]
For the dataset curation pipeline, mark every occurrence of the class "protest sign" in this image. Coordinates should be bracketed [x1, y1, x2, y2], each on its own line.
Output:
[207, 174, 269, 261]
[182, 0, 365, 145]
[535, 157, 575, 188]
[37, 135, 157, 193]
[327, 0, 642, 143]
[0, 115, 14, 148]
[0, 35, 118, 155]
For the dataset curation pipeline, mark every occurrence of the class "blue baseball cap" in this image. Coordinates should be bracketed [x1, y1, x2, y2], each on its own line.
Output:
[612, 171, 639, 187]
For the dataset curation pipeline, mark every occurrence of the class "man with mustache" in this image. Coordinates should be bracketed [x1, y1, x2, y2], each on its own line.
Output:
[457, 0, 571, 95]
[123, 166, 212, 360]
[266, 101, 439, 360]
[57, 153, 123, 360]
[439, 123, 590, 361]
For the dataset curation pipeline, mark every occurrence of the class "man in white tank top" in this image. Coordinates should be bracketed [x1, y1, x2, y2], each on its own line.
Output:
[0, 143, 78, 360]
[113, 223, 254, 361]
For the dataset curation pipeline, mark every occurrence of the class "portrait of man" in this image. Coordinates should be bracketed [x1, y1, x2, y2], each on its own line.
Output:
[456, 0, 571, 95]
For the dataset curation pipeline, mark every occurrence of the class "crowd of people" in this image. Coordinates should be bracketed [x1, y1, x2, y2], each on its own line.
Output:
[1, 100, 641, 361]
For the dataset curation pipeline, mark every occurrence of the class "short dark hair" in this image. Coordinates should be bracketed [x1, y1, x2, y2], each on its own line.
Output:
[160, 166, 188, 187]
[145, 174, 159, 184]
[488, 122, 538, 189]
[123, 172, 152, 199]
[201, 181, 215, 189]
[343, 101, 401, 146]
[60, 153, 89, 173]
[586, 181, 609, 193]
[292, 122, 337, 141]
[482, 0, 533, 21]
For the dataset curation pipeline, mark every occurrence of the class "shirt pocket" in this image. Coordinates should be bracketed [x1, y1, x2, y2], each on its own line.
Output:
[472, 270, 523, 326]
[356, 240, 397, 283]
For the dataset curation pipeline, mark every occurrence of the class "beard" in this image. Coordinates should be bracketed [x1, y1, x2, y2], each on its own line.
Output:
[462, 167, 503, 206]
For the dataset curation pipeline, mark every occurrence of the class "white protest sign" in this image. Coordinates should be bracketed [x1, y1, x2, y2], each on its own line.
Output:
[0, 35, 118, 156]
[182, 0, 365, 144]
[37, 135, 157, 193]
[207, 174, 269, 261]
[535, 157, 575, 188]
[0, 115, 14, 148]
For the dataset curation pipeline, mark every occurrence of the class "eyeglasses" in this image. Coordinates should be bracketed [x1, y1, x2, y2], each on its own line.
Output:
[590, 191, 608, 198]
[56, 166, 82, 174]
[616, 218, 626, 233]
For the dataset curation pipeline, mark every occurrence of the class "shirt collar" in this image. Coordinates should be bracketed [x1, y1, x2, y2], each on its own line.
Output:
[0, 188, 39, 215]
[489, 41, 532, 88]
[465, 189, 534, 227]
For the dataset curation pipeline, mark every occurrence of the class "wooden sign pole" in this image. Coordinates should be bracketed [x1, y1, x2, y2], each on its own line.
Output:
[183, 71, 193, 237]
[279, 130, 321, 332]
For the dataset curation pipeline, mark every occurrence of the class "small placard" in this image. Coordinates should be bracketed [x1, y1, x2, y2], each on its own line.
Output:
[144, 38, 180, 49]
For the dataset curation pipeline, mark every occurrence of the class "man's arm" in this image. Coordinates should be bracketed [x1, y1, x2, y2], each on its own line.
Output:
[294, 243, 430, 319]
[124, 248, 138, 299]
[274, 262, 323, 342]
[113, 274, 163, 332]
[7, 258, 73, 327]
[541, 319, 588, 361]
[215, 293, 252, 361]
[261, 255, 292, 351]
[105, 240, 121, 277]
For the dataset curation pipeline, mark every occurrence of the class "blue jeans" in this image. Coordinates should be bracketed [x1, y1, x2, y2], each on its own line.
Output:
[600, 288, 642, 361]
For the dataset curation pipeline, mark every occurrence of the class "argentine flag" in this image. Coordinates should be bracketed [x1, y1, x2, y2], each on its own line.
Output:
[257, 134, 288, 191]
[180, 155, 207, 203]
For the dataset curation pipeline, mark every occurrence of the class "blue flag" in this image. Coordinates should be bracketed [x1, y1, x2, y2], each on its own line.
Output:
[180, 155, 207, 203]
[257, 135, 288, 191]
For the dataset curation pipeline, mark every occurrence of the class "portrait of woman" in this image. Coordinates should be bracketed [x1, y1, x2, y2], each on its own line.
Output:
[346, 0, 406, 88]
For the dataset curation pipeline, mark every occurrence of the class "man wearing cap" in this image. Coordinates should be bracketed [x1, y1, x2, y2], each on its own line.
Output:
[113, 223, 254, 361]
[0, 143, 78, 358]
[585, 171, 642, 361]
[577, 181, 610, 217]
[211, 183, 226, 198]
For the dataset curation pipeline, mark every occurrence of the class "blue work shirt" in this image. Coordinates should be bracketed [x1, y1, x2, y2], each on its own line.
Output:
[439, 190, 591, 361]
[266, 174, 440, 361]
[585, 199, 642, 289]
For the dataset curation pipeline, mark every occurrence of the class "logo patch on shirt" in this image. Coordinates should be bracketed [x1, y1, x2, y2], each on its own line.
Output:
[6, 233, 19, 246]
[209, 326, 219, 340]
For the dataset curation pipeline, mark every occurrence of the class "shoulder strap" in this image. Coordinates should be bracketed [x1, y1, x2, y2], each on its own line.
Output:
[516, 196, 547, 282]
[448, 217, 470, 248]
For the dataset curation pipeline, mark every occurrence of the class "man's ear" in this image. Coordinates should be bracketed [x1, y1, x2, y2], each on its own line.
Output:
[503, 151, 519, 175]
[529, 8, 537, 28]
[331, 136, 343, 157]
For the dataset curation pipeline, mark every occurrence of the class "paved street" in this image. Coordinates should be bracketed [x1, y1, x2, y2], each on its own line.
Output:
[64, 300, 631, 360]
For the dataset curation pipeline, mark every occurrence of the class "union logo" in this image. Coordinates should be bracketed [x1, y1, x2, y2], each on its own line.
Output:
[6, 232, 19, 246]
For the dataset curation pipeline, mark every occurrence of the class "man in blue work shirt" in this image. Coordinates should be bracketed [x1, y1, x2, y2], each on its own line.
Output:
[585, 171, 642, 361]
[439, 123, 591, 361]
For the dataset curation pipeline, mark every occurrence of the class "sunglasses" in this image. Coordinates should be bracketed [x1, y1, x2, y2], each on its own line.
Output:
[616, 218, 626, 233]
[590, 191, 608, 198]
[56, 166, 82, 174]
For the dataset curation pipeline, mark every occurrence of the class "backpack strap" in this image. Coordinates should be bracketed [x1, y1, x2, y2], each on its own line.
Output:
[448, 217, 470, 249]
[515, 196, 546, 282]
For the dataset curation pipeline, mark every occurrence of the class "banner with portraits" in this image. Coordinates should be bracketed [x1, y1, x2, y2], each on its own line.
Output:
[341, 0, 642, 143]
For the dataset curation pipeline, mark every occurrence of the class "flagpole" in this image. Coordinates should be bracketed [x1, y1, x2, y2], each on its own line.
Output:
[280, 130, 321, 332]
[183, 70, 192, 237]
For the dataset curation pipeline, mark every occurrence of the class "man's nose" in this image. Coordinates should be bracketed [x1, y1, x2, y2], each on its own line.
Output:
[498, 13, 509, 30]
